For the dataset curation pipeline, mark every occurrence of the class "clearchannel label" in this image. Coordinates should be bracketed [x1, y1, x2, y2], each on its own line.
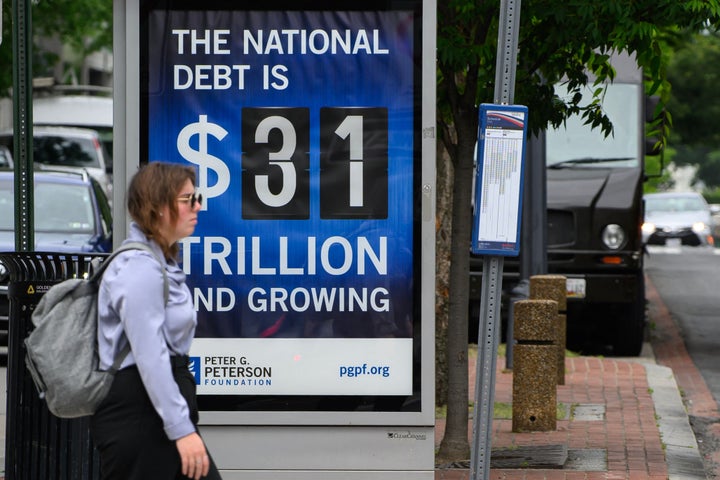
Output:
[191, 355, 272, 388]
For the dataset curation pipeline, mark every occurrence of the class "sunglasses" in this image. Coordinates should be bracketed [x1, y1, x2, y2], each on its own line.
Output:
[177, 192, 203, 208]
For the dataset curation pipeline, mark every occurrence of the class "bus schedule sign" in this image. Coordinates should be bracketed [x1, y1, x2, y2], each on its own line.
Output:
[472, 104, 528, 257]
[140, 1, 424, 412]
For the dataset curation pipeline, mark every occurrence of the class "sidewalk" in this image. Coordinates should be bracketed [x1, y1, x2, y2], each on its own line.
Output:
[434, 349, 704, 480]
[434, 275, 711, 480]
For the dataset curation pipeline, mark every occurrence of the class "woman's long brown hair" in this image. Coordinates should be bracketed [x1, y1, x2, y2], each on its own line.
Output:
[127, 162, 196, 260]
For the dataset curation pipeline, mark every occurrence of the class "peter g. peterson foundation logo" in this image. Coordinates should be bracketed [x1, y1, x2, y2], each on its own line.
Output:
[189, 355, 272, 387]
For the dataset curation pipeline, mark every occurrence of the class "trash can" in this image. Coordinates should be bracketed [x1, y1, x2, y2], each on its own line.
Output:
[0, 251, 109, 480]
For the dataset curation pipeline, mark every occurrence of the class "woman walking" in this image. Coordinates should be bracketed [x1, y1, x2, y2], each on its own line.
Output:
[91, 162, 221, 480]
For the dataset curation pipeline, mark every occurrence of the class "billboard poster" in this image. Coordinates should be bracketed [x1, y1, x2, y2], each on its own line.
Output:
[140, 1, 423, 411]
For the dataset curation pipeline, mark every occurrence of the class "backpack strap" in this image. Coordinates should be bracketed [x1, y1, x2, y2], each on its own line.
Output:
[91, 242, 169, 303]
[96, 242, 170, 374]
[109, 342, 132, 374]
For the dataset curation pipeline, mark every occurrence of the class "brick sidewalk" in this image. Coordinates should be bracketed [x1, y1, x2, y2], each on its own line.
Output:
[435, 354, 667, 480]
[433, 274, 709, 480]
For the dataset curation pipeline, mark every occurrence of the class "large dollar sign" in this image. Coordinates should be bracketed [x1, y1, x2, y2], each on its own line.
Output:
[177, 115, 231, 210]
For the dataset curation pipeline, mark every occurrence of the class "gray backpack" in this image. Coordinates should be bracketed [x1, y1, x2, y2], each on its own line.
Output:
[24, 242, 168, 418]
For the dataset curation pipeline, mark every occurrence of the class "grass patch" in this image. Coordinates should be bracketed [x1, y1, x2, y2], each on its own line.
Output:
[470, 342, 578, 358]
[493, 402, 512, 419]
[496, 402, 568, 420]
[436, 401, 568, 420]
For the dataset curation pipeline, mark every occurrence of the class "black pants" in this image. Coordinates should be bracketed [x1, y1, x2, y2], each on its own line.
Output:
[90, 359, 222, 480]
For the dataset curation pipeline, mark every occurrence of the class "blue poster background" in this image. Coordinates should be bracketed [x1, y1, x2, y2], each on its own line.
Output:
[146, 10, 416, 341]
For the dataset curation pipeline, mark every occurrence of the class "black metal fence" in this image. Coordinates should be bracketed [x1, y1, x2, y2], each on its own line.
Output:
[0, 251, 109, 480]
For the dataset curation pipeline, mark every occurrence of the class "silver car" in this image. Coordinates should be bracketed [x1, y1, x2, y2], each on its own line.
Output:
[0, 126, 113, 200]
[642, 192, 714, 247]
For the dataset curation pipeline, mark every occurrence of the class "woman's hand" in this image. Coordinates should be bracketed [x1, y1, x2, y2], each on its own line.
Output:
[176, 432, 210, 479]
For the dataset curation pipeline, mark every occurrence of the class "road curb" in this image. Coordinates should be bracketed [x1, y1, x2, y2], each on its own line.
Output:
[646, 363, 707, 479]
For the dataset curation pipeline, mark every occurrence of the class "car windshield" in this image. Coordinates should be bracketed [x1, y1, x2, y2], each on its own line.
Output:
[33, 135, 100, 169]
[645, 195, 707, 213]
[0, 181, 95, 233]
[546, 83, 642, 168]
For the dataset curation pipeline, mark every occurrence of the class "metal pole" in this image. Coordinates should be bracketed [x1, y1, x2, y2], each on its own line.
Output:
[470, 0, 521, 478]
[8, 2, 33, 477]
[506, 132, 546, 369]
[12, 0, 34, 252]
[524, 133, 547, 277]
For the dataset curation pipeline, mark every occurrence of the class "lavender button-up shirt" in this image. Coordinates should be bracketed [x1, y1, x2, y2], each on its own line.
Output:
[97, 222, 197, 440]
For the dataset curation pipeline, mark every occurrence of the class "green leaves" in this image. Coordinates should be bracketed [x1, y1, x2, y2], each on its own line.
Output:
[437, 0, 720, 150]
[0, 0, 113, 97]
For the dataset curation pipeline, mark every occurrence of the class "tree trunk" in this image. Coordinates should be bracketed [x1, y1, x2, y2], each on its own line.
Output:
[435, 141, 453, 407]
[436, 116, 478, 462]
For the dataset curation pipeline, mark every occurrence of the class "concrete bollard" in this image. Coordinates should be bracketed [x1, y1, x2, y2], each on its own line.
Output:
[530, 275, 567, 385]
[512, 299, 558, 432]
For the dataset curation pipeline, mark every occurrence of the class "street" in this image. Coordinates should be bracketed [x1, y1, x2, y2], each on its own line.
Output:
[645, 246, 720, 404]
[645, 244, 720, 477]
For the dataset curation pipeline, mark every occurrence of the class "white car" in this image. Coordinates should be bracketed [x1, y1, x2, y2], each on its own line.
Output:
[642, 192, 714, 247]
[0, 126, 112, 200]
